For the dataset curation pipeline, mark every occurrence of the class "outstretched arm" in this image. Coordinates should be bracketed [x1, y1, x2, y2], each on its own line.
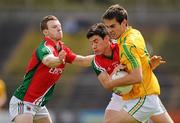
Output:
[72, 55, 94, 67]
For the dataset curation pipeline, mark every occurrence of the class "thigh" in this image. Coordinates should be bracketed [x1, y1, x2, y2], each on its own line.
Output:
[124, 95, 171, 123]
[34, 106, 52, 123]
[104, 109, 140, 123]
[123, 96, 153, 123]
[14, 113, 33, 123]
[34, 116, 52, 123]
[150, 96, 174, 123]
[151, 112, 174, 123]
[9, 96, 36, 122]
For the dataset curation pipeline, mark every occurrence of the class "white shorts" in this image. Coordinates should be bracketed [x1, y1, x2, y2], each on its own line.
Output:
[106, 94, 166, 123]
[106, 93, 125, 111]
[9, 96, 50, 122]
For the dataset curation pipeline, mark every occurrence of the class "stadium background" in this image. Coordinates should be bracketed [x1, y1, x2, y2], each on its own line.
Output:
[0, 0, 180, 122]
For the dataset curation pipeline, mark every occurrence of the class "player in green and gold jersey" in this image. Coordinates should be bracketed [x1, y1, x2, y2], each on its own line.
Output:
[101, 4, 174, 123]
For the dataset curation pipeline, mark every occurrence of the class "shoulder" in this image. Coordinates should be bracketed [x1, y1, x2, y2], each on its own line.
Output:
[123, 29, 141, 45]
[93, 55, 108, 68]
[62, 44, 74, 55]
[91, 56, 106, 75]
[93, 55, 101, 66]
[128, 28, 143, 40]
[36, 41, 53, 53]
[94, 55, 103, 62]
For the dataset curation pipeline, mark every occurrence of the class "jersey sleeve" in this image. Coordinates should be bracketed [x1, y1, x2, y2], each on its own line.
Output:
[36, 44, 51, 61]
[91, 58, 106, 76]
[63, 46, 76, 63]
[121, 42, 141, 72]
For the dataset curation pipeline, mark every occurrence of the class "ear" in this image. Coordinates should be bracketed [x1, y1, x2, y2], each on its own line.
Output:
[122, 19, 128, 27]
[104, 35, 110, 42]
[43, 29, 48, 36]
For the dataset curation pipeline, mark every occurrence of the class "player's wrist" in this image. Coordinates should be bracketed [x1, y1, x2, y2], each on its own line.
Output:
[59, 58, 65, 64]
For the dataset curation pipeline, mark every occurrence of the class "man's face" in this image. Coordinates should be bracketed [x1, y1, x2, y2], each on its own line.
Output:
[89, 35, 108, 55]
[45, 20, 63, 41]
[103, 18, 123, 39]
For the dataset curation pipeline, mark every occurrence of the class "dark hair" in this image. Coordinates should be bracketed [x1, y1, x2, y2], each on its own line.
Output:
[86, 23, 109, 39]
[102, 4, 128, 24]
[40, 15, 58, 31]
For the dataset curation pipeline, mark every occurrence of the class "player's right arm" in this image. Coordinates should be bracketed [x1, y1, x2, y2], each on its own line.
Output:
[42, 50, 66, 68]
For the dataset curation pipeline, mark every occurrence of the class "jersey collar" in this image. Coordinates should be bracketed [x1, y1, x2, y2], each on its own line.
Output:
[44, 37, 64, 51]
[118, 26, 132, 45]
[110, 43, 116, 50]
[103, 43, 116, 59]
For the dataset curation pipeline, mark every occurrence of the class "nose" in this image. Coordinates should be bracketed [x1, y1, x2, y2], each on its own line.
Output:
[57, 25, 62, 31]
[92, 43, 96, 50]
[107, 28, 112, 34]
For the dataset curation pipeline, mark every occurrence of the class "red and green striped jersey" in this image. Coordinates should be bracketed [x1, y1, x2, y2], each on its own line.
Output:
[13, 37, 76, 106]
[92, 43, 120, 76]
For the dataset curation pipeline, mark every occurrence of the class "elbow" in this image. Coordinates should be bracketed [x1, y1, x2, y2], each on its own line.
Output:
[134, 73, 143, 84]
[131, 67, 143, 84]
[137, 74, 143, 82]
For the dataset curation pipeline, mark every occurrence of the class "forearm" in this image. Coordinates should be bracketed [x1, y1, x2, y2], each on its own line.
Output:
[100, 68, 142, 90]
[73, 55, 94, 67]
[100, 72, 135, 91]
[42, 54, 64, 68]
[110, 68, 142, 87]
[98, 71, 112, 91]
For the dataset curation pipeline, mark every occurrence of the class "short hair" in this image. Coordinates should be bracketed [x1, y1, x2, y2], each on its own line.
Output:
[40, 15, 58, 31]
[86, 23, 109, 39]
[102, 4, 128, 24]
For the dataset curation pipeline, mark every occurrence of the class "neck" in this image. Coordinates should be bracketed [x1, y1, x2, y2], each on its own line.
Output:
[119, 26, 129, 38]
[45, 36, 61, 43]
[104, 44, 112, 57]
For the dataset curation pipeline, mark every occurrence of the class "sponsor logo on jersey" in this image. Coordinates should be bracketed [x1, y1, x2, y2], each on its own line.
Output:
[49, 68, 63, 75]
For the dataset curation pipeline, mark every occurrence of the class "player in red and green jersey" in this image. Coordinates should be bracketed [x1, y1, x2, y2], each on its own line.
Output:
[101, 4, 173, 123]
[9, 15, 93, 123]
[86, 23, 166, 123]
[87, 23, 127, 123]
[13, 37, 76, 106]
[87, 23, 125, 123]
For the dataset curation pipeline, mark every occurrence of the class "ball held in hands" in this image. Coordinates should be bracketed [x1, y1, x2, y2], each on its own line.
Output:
[111, 70, 133, 95]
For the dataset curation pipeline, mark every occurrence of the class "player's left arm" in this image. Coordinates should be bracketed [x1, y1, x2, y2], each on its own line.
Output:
[150, 55, 166, 70]
[72, 55, 94, 67]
